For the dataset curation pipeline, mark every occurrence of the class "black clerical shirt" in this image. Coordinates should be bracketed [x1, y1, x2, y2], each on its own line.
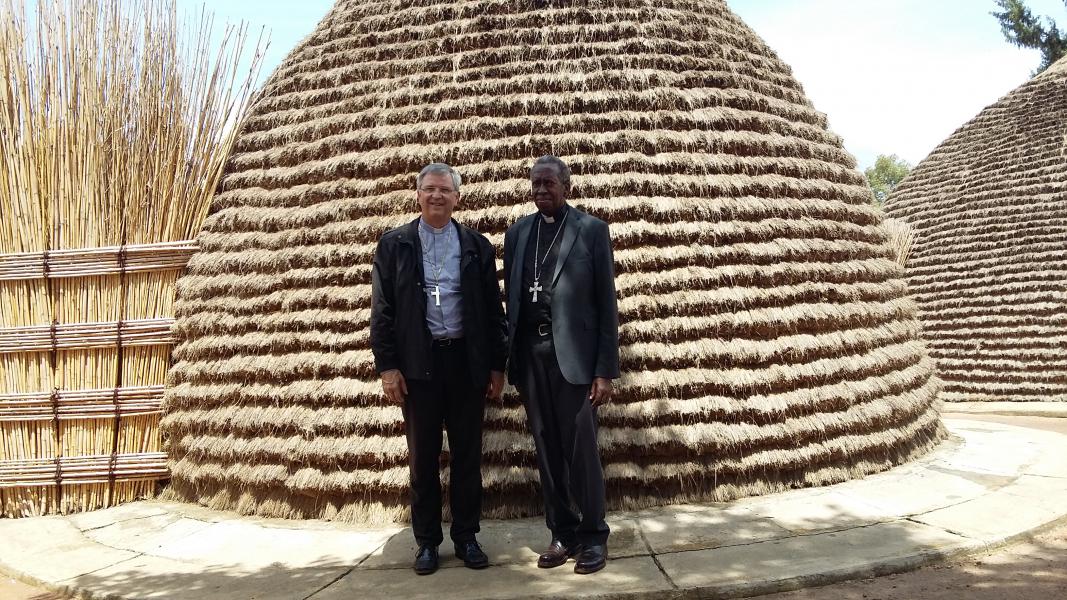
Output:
[520, 204, 570, 329]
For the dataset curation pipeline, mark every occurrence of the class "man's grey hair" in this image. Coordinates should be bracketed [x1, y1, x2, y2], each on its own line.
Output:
[531, 155, 571, 188]
[417, 162, 462, 191]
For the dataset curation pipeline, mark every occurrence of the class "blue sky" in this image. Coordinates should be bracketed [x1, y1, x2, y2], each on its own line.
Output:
[181, 0, 1064, 171]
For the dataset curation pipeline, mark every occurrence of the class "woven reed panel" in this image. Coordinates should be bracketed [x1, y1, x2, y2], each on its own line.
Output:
[0, 244, 186, 516]
[885, 57, 1067, 403]
[162, 0, 945, 522]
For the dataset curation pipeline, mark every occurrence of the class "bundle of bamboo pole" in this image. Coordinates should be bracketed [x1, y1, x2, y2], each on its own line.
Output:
[880, 218, 915, 268]
[0, 0, 262, 516]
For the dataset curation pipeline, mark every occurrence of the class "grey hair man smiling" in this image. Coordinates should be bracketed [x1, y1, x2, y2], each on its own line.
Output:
[370, 162, 508, 575]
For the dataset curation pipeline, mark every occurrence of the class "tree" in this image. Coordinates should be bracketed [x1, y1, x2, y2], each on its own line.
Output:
[992, 0, 1067, 74]
[864, 154, 911, 205]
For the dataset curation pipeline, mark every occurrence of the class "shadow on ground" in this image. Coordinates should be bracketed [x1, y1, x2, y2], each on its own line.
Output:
[764, 521, 1067, 600]
[7, 414, 1066, 599]
[58, 497, 981, 599]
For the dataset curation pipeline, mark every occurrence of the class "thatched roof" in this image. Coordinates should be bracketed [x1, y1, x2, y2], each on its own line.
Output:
[161, 0, 945, 523]
[884, 56, 1067, 403]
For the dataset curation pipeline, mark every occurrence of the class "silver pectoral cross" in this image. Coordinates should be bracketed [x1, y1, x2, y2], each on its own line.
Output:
[429, 285, 441, 306]
[529, 281, 543, 302]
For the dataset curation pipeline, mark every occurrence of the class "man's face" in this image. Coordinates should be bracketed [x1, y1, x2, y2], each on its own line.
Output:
[530, 163, 568, 215]
[417, 172, 459, 225]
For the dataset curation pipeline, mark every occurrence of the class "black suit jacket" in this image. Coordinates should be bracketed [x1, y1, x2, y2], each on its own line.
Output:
[370, 218, 508, 387]
[503, 207, 620, 385]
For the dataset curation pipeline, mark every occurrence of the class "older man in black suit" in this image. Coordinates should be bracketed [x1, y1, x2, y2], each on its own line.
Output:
[503, 155, 620, 575]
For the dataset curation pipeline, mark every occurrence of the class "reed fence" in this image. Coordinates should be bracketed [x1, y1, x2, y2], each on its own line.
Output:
[0, 0, 261, 516]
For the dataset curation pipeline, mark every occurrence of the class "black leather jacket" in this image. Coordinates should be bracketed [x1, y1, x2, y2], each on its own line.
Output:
[370, 218, 508, 387]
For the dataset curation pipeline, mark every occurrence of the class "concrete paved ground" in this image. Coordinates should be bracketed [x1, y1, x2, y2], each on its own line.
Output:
[761, 411, 1067, 600]
[948, 402, 1067, 419]
[1, 417, 1066, 600]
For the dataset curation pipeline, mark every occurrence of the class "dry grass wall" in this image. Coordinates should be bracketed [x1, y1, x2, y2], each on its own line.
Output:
[162, 0, 945, 523]
[885, 57, 1067, 403]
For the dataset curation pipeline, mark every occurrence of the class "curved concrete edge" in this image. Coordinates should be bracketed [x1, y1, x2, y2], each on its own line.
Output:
[945, 402, 1067, 418]
[655, 514, 1067, 600]
[1, 418, 1066, 600]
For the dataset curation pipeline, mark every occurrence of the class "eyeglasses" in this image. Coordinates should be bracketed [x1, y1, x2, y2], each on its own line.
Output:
[418, 186, 457, 195]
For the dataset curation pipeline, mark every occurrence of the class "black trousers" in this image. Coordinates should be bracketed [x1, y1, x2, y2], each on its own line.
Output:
[402, 340, 485, 547]
[517, 333, 610, 546]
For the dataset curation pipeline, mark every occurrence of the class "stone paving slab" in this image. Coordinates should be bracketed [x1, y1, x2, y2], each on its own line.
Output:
[1, 418, 1066, 600]
[0, 517, 139, 583]
[313, 556, 672, 600]
[946, 402, 1067, 418]
[736, 489, 888, 534]
[631, 503, 792, 554]
[657, 519, 971, 595]
[911, 487, 1067, 545]
[84, 514, 214, 555]
[71, 555, 350, 600]
[150, 520, 401, 570]
[835, 468, 991, 516]
[67, 502, 171, 532]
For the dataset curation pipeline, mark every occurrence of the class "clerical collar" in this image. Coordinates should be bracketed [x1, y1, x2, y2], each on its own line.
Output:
[419, 218, 451, 234]
[539, 203, 569, 224]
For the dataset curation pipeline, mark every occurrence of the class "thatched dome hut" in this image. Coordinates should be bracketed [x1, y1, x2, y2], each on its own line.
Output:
[161, 0, 945, 522]
[884, 57, 1067, 403]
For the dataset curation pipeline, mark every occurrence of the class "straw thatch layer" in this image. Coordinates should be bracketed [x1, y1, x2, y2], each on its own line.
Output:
[163, 0, 944, 523]
[884, 57, 1067, 403]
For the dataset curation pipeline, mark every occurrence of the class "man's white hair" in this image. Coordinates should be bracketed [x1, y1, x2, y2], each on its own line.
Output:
[417, 163, 462, 190]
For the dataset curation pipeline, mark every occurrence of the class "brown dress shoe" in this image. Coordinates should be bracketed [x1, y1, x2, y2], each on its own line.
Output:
[574, 544, 607, 574]
[537, 539, 582, 568]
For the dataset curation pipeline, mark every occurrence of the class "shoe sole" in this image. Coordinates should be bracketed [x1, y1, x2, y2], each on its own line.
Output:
[574, 560, 606, 575]
[537, 557, 567, 569]
[414, 567, 438, 575]
[538, 545, 583, 569]
[456, 550, 490, 569]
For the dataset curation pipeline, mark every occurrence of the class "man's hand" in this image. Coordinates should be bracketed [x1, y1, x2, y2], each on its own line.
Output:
[589, 377, 613, 407]
[486, 370, 505, 402]
[380, 369, 408, 403]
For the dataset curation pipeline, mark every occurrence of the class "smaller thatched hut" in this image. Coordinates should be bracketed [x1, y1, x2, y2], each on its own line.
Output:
[885, 57, 1067, 403]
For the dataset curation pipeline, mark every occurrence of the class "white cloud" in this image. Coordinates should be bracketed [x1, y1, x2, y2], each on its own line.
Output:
[731, 0, 1055, 169]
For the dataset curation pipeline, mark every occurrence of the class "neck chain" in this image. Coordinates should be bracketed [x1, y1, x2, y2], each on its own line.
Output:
[420, 221, 452, 288]
[533, 210, 569, 284]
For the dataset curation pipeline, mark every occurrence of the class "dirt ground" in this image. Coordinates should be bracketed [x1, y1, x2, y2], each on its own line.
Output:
[0, 576, 63, 600]
[2, 413, 1064, 600]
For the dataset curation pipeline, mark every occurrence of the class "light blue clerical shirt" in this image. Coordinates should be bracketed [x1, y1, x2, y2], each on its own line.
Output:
[419, 218, 464, 339]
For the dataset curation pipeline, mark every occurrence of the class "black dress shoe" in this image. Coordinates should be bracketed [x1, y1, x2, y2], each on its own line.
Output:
[574, 544, 607, 574]
[454, 540, 490, 569]
[413, 545, 439, 575]
[537, 539, 582, 569]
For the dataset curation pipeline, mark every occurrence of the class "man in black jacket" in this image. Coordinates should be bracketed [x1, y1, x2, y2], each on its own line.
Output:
[370, 163, 507, 575]
[503, 155, 620, 575]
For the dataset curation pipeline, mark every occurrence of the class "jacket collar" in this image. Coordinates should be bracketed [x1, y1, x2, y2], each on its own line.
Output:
[399, 216, 477, 258]
[511, 206, 586, 289]
[551, 208, 582, 285]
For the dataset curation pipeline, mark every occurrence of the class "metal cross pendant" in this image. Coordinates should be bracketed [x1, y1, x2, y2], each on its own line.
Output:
[529, 281, 543, 303]
[429, 285, 441, 307]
